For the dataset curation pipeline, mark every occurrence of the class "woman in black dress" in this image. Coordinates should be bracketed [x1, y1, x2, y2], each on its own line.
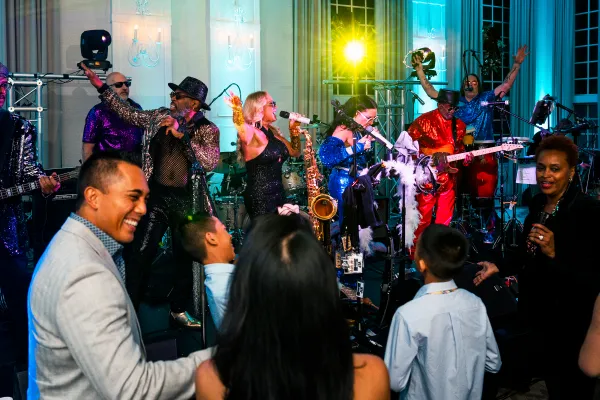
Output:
[476, 136, 600, 399]
[225, 91, 301, 219]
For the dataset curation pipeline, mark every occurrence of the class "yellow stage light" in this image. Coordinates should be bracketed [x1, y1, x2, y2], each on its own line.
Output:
[344, 40, 365, 64]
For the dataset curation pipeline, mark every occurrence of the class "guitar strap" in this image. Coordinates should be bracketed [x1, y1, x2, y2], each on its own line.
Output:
[0, 110, 15, 183]
[452, 116, 457, 152]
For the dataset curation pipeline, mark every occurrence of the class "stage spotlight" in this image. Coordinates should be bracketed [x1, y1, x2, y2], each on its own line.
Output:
[80, 30, 113, 71]
[344, 40, 366, 64]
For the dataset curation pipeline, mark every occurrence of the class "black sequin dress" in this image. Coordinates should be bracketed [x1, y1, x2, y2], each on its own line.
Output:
[244, 127, 289, 219]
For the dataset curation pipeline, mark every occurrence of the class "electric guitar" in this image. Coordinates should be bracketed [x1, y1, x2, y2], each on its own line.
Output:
[0, 169, 79, 200]
[416, 143, 523, 194]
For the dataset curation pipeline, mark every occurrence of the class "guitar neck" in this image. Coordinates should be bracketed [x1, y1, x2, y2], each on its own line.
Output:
[0, 171, 77, 200]
[447, 146, 504, 162]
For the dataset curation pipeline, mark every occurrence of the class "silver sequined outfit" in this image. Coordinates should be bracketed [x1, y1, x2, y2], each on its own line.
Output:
[0, 111, 46, 256]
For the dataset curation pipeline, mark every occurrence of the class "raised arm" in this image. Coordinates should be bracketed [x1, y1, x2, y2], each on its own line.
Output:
[412, 53, 439, 100]
[81, 63, 167, 128]
[494, 45, 529, 98]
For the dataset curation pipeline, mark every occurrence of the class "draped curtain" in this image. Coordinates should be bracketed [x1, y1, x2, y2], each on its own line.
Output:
[0, 0, 62, 166]
[374, 0, 409, 81]
[446, 0, 481, 90]
[509, 0, 535, 137]
[551, 0, 575, 128]
[293, 0, 331, 130]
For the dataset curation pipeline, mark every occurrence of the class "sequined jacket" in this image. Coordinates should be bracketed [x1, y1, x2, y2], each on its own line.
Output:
[98, 86, 220, 179]
[0, 112, 45, 256]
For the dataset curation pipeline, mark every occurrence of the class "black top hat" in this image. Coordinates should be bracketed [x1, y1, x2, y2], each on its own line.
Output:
[168, 77, 211, 111]
[435, 89, 460, 107]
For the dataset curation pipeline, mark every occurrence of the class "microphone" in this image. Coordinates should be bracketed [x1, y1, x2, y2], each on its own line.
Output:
[464, 84, 474, 92]
[408, 90, 425, 105]
[363, 126, 394, 150]
[279, 111, 312, 124]
[480, 100, 510, 107]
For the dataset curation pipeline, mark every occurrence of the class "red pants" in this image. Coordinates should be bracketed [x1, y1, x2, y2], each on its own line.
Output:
[411, 184, 456, 257]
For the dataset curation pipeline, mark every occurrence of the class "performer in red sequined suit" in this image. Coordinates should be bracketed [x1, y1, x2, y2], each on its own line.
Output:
[408, 89, 471, 252]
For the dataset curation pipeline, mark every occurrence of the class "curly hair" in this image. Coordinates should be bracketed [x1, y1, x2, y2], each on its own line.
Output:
[535, 135, 579, 168]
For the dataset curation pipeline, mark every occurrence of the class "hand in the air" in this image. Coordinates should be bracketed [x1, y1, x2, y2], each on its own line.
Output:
[463, 152, 474, 166]
[411, 52, 424, 70]
[79, 63, 104, 89]
[224, 90, 242, 109]
[39, 172, 60, 195]
[474, 261, 500, 286]
[528, 223, 556, 258]
[513, 45, 529, 65]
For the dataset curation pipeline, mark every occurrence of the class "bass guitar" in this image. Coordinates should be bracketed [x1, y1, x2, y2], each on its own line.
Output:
[416, 143, 523, 194]
[0, 169, 79, 200]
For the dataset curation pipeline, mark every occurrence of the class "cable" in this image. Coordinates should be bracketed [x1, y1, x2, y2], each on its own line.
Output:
[207, 83, 242, 108]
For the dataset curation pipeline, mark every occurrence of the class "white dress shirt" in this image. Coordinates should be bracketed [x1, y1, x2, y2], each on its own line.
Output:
[384, 280, 501, 400]
[204, 263, 235, 329]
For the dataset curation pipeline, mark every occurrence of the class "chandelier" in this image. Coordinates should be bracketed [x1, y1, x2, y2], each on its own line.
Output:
[226, 0, 254, 71]
[128, 0, 161, 68]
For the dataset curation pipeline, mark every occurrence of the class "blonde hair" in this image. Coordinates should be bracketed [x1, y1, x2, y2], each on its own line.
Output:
[242, 91, 267, 124]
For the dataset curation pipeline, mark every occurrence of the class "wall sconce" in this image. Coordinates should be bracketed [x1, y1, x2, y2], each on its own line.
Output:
[128, 24, 161, 68]
[226, 0, 254, 71]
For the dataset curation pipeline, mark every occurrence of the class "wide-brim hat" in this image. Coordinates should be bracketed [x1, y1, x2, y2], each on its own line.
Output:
[435, 89, 460, 107]
[168, 76, 211, 111]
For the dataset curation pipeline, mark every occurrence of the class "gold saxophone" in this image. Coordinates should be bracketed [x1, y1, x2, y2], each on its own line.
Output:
[301, 130, 337, 245]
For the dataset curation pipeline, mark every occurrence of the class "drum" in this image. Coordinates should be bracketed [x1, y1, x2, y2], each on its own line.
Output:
[282, 170, 305, 196]
[467, 140, 498, 198]
[214, 196, 246, 231]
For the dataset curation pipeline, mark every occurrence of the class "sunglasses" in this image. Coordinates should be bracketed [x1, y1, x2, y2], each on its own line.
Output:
[110, 81, 132, 88]
[443, 104, 459, 112]
[266, 100, 276, 107]
[358, 110, 378, 123]
[170, 91, 193, 100]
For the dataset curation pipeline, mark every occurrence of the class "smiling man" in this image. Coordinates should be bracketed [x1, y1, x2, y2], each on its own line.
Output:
[28, 151, 212, 399]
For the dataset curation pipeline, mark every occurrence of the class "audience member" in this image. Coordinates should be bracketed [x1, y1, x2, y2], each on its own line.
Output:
[195, 214, 390, 400]
[476, 136, 600, 399]
[579, 294, 600, 377]
[180, 214, 236, 329]
[385, 224, 501, 400]
[28, 151, 211, 399]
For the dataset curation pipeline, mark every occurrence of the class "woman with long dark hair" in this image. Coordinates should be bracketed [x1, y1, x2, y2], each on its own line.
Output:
[195, 214, 390, 400]
[476, 136, 600, 399]
[318, 95, 377, 224]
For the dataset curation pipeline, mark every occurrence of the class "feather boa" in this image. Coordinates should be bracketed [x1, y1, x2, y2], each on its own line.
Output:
[384, 159, 421, 249]
[358, 226, 374, 256]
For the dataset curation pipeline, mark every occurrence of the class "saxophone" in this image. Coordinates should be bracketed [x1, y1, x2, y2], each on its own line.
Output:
[302, 130, 337, 247]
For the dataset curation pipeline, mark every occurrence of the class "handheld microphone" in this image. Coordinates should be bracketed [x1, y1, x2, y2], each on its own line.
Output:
[464, 84, 474, 92]
[279, 111, 312, 124]
[408, 89, 425, 105]
[480, 100, 510, 107]
[363, 126, 394, 150]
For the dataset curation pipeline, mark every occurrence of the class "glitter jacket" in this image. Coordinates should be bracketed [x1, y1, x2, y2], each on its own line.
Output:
[0, 112, 46, 256]
[98, 85, 220, 179]
[82, 98, 144, 153]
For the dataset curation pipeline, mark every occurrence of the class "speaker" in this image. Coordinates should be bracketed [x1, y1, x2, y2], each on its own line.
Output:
[31, 167, 78, 262]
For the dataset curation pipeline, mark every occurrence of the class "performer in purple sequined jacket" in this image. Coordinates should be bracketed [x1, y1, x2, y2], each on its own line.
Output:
[81, 71, 144, 161]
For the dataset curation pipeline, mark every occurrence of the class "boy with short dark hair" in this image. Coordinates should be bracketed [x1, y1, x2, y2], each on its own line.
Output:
[384, 224, 501, 400]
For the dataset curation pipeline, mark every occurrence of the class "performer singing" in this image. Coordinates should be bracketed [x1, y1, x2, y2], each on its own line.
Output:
[81, 64, 220, 328]
[413, 45, 529, 140]
[82, 71, 144, 161]
[225, 91, 301, 219]
[318, 95, 377, 225]
[408, 89, 471, 253]
[0, 62, 60, 365]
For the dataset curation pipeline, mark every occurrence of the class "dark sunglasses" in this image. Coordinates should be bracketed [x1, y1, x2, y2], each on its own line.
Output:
[442, 104, 459, 112]
[110, 81, 131, 88]
[266, 101, 276, 107]
[170, 91, 193, 100]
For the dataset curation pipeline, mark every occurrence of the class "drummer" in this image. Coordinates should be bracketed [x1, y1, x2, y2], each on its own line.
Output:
[412, 45, 529, 141]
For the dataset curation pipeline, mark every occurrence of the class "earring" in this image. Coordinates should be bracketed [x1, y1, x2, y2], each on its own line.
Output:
[569, 177, 573, 182]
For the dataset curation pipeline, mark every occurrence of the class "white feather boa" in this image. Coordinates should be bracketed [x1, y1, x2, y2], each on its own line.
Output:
[384, 159, 421, 249]
[358, 226, 374, 256]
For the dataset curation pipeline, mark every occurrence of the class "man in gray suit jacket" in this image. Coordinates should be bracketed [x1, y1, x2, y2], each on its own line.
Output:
[28, 151, 211, 399]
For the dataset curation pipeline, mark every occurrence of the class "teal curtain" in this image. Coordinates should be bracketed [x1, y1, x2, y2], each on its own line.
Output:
[446, 0, 482, 90]
[551, 0, 575, 127]
[509, 0, 536, 137]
